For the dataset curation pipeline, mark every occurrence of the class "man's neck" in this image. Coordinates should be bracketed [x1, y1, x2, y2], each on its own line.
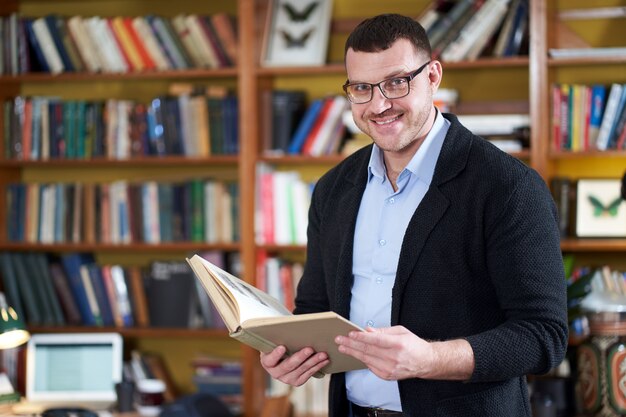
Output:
[383, 106, 438, 189]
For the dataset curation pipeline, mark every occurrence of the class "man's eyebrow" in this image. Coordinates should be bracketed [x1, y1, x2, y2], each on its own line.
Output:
[346, 69, 407, 84]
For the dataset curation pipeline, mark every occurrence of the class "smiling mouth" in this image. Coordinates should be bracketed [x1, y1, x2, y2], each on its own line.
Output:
[372, 115, 401, 125]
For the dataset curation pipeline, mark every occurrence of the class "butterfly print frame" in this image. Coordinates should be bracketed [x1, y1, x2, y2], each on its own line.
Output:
[575, 178, 626, 238]
[261, 0, 333, 67]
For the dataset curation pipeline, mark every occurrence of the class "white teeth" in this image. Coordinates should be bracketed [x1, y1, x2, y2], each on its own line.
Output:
[374, 116, 399, 125]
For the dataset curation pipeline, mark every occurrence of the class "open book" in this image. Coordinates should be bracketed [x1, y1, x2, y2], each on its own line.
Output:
[186, 254, 365, 376]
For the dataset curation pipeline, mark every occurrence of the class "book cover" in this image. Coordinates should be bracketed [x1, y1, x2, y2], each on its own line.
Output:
[596, 83, 625, 150]
[145, 261, 196, 328]
[186, 254, 365, 376]
[31, 17, 64, 74]
[0, 252, 25, 321]
[210, 13, 238, 66]
[287, 98, 323, 155]
[171, 14, 205, 68]
[48, 262, 83, 325]
[588, 85, 606, 149]
[127, 267, 149, 327]
[60, 253, 98, 326]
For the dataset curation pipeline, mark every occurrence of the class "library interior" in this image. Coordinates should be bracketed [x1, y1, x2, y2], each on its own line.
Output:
[0, 0, 626, 416]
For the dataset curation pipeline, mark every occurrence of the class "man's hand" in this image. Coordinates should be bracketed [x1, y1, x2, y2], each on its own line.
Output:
[335, 326, 474, 381]
[260, 345, 330, 386]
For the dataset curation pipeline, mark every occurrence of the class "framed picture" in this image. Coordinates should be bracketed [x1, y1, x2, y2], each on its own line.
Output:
[261, 0, 333, 67]
[575, 178, 626, 238]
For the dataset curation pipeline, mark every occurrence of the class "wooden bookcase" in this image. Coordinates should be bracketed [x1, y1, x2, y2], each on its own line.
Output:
[1, 0, 626, 416]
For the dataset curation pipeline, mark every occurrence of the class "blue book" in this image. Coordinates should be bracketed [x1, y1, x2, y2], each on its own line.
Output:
[24, 18, 50, 72]
[607, 86, 626, 149]
[588, 85, 606, 146]
[287, 98, 324, 154]
[87, 264, 115, 327]
[61, 253, 97, 326]
[43, 15, 75, 72]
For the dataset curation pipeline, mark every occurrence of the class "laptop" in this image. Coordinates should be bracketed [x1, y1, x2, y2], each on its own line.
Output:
[12, 333, 123, 415]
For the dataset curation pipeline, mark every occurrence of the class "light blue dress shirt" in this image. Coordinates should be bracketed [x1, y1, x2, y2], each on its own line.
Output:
[346, 111, 450, 410]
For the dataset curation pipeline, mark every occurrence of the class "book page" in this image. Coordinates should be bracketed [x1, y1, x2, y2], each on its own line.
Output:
[197, 256, 292, 323]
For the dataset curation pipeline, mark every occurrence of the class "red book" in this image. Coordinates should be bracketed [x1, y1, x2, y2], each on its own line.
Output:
[301, 97, 334, 155]
[105, 18, 134, 71]
[122, 17, 156, 70]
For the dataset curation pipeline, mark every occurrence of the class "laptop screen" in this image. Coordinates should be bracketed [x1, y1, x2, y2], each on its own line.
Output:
[26, 333, 123, 403]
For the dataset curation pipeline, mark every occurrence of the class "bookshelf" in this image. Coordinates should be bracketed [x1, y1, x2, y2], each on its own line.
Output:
[0, 0, 625, 416]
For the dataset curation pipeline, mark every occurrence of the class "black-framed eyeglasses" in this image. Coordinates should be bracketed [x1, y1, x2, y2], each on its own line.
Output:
[342, 61, 431, 104]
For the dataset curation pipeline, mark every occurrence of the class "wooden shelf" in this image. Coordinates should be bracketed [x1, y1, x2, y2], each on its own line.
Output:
[561, 239, 626, 252]
[27, 325, 232, 338]
[258, 244, 306, 252]
[0, 68, 238, 83]
[548, 56, 626, 66]
[259, 154, 345, 165]
[0, 156, 239, 167]
[550, 150, 626, 159]
[0, 242, 241, 252]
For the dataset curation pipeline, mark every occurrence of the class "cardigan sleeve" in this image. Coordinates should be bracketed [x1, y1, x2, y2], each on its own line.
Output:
[466, 169, 568, 382]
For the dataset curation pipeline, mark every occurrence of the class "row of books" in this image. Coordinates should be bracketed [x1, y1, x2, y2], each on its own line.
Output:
[261, 91, 349, 156]
[0, 12, 238, 75]
[552, 83, 626, 152]
[255, 165, 313, 245]
[191, 355, 242, 415]
[418, 0, 529, 62]
[126, 350, 178, 403]
[3, 87, 238, 160]
[0, 251, 236, 329]
[5, 179, 239, 245]
[255, 251, 304, 313]
[0, 251, 136, 327]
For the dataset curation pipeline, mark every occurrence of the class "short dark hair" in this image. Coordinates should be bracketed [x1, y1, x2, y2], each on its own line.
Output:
[344, 14, 431, 58]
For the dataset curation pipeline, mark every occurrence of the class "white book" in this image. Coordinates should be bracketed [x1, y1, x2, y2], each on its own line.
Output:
[131, 16, 171, 71]
[40, 184, 55, 243]
[40, 98, 50, 160]
[184, 14, 219, 68]
[549, 47, 626, 59]
[457, 113, 530, 136]
[98, 17, 128, 73]
[31, 18, 64, 74]
[141, 182, 160, 244]
[219, 183, 234, 243]
[290, 179, 310, 245]
[67, 16, 102, 72]
[176, 95, 196, 156]
[84, 17, 117, 72]
[171, 14, 205, 68]
[441, 0, 511, 62]
[115, 100, 131, 159]
[308, 96, 348, 156]
[272, 172, 295, 245]
[596, 83, 624, 150]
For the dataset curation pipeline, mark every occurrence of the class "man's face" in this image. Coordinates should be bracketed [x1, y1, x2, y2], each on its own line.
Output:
[345, 39, 440, 155]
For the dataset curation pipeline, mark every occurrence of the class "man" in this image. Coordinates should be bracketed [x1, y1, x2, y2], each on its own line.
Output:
[260, 14, 567, 417]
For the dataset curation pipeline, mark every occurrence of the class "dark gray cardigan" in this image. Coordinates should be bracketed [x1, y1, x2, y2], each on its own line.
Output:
[294, 113, 568, 416]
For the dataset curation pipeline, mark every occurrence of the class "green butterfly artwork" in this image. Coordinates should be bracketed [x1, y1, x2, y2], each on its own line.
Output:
[587, 194, 623, 217]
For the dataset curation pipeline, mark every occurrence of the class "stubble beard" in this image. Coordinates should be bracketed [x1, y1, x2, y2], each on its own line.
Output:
[361, 95, 434, 155]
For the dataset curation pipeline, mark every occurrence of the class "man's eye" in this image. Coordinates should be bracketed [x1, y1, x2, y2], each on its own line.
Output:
[387, 78, 407, 88]
[352, 84, 372, 93]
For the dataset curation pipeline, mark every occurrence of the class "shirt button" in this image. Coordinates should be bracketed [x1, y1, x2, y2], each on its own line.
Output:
[389, 198, 395, 204]
[379, 239, 386, 246]
[375, 277, 383, 284]
[366, 320, 374, 327]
